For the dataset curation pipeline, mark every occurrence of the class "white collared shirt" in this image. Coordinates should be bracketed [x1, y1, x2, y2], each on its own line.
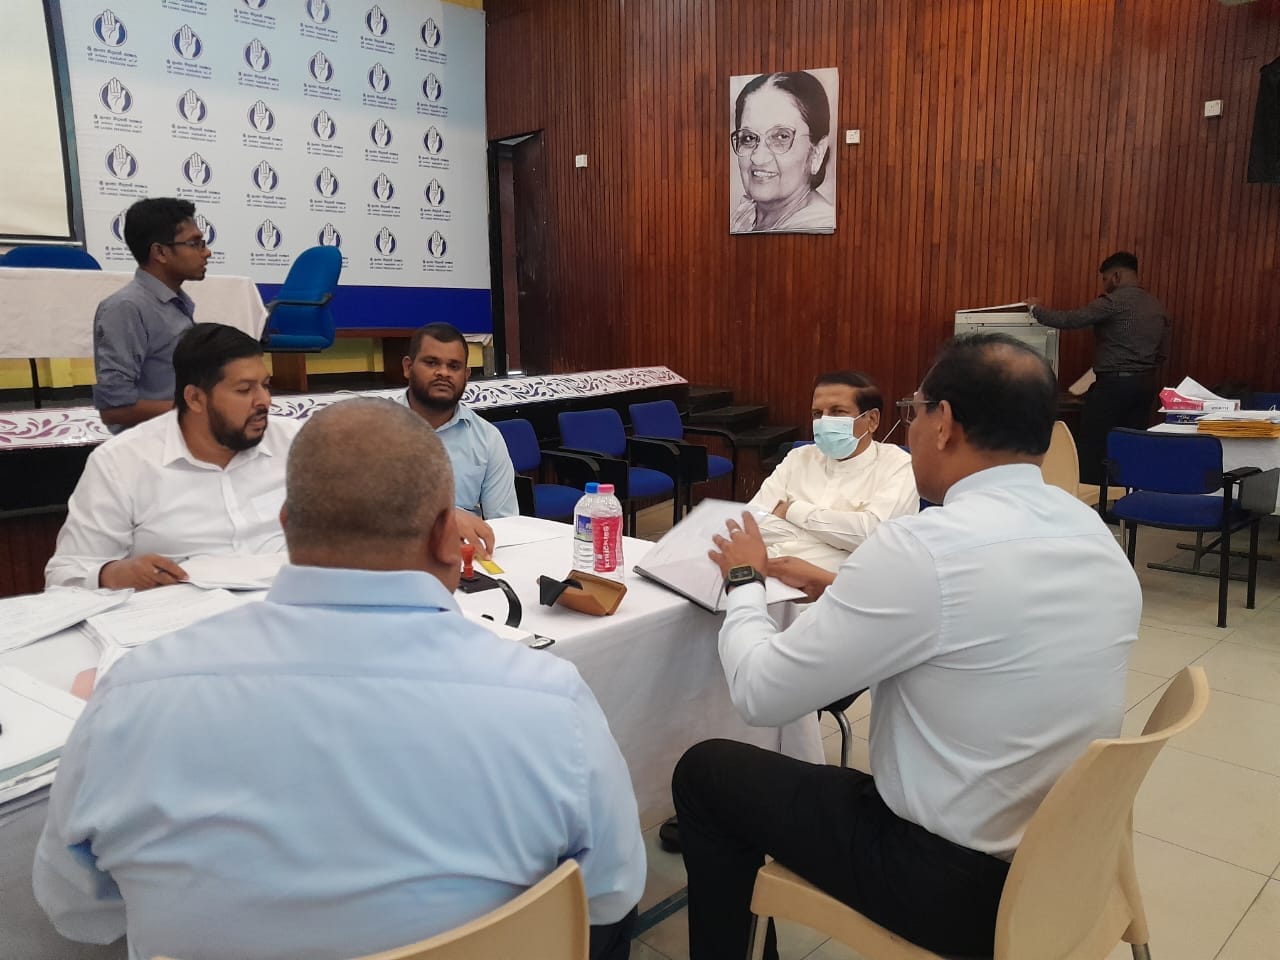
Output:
[722, 464, 1141, 858]
[44, 410, 298, 589]
[748, 441, 920, 571]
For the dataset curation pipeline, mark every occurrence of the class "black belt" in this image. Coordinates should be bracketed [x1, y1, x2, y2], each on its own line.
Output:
[1095, 369, 1156, 380]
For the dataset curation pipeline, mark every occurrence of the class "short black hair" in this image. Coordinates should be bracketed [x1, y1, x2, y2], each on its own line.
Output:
[813, 370, 883, 415]
[408, 321, 467, 363]
[123, 197, 197, 265]
[920, 333, 1057, 455]
[1099, 251, 1139, 274]
[173, 323, 265, 414]
[733, 71, 832, 188]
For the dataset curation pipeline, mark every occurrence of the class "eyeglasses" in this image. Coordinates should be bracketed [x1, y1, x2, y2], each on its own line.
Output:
[731, 125, 811, 157]
[895, 397, 941, 423]
[162, 237, 208, 251]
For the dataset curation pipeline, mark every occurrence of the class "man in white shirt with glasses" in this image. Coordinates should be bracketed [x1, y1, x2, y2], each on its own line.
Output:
[46, 323, 296, 591]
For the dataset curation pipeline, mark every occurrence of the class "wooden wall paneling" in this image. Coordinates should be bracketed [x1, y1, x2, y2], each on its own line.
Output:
[486, 0, 1280, 430]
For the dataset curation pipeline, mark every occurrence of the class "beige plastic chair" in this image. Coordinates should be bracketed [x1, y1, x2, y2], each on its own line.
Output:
[1041, 420, 1081, 499]
[155, 859, 588, 960]
[747, 666, 1210, 960]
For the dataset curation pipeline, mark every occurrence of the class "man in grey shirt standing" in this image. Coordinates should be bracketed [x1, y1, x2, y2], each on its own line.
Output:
[94, 197, 211, 430]
[1028, 251, 1170, 487]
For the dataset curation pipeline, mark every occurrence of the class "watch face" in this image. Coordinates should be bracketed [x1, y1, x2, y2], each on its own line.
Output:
[727, 564, 760, 585]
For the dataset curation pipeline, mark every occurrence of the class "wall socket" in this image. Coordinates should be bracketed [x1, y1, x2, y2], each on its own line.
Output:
[844, 129, 861, 145]
[1204, 100, 1223, 118]
[574, 154, 589, 168]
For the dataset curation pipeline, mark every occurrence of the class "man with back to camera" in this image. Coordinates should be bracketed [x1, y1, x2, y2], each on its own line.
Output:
[46, 323, 297, 591]
[1028, 250, 1170, 487]
[94, 197, 210, 431]
[400, 321, 519, 526]
[749, 370, 919, 576]
[35, 399, 645, 960]
[673, 333, 1141, 959]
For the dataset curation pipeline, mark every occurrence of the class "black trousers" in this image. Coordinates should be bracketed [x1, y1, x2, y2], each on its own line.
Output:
[672, 739, 1010, 960]
[590, 906, 637, 960]
[1079, 372, 1159, 486]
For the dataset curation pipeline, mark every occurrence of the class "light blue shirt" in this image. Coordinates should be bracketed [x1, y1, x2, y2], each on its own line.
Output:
[34, 565, 645, 960]
[398, 393, 519, 518]
[93, 269, 196, 412]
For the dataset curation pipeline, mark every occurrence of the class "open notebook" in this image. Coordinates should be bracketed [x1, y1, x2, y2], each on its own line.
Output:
[634, 500, 806, 613]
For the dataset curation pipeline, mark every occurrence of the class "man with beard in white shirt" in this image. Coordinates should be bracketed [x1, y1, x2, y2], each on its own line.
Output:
[46, 323, 297, 591]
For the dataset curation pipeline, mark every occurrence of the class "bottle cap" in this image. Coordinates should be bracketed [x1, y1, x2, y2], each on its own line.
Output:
[598, 483, 615, 495]
[585, 482, 599, 494]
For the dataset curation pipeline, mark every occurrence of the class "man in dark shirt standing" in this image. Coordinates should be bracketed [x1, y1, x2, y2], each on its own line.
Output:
[1029, 251, 1169, 486]
[94, 198, 210, 431]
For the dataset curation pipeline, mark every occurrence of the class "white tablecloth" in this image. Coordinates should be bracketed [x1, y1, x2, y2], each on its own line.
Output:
[1149, 424, 1280, 511]
[0, 519, 821, 959]
[0, 269, 267, 359]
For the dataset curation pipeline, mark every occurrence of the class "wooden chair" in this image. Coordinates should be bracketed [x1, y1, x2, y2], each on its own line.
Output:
[1041, 420, 1081, 499]
[747, 666, 1210, 960]
[155, 859, 588, 960]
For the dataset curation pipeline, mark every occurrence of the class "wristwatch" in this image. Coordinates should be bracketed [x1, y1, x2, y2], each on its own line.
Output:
[724, 564, 765, 593]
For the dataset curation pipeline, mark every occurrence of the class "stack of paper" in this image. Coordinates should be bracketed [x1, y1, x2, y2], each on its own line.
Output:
[1197, 410, 1280, 438]
[634, 500, 806, 613]
[181, 552, 288, 590]
[0, 667, 85, 805]
[0, 587, 132, 654]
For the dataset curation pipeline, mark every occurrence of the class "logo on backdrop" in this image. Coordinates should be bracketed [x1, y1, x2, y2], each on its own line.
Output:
[319, 223, 342, 247]
[177, 89, 208, 123]
[194, 213, 217, 245]
[375, 227, 397, 255]
[243, 0, 268, 8]
[172, 24, 204, 60]
[366, 5, 389, 36]
[421, 18, 441, 48]
[422, 74, 442, 102]
[305, 0, 331, 25]
[244, 39, 272, 73]
[309, 51, 334, 83]
[428, 231, 448, 259]
[368, 63, 391, 93]
[182, 152, 212, 186]
[372, 173, 395, 203]
[424, 126, 444, 154]
[93, 10, 128, 47]
[106, 144, 137, 179]
[370, 118, 393, 147]
[99, 78, 133, 115]
[426, 179, 445, 206]
[248, 100, 276, 132]
[311, 110, 336, 141]
[252, 160, 279, 192]
[314, 167, 340, 196]
[256, 219, 283, 250]
[110, 209, 128, 243]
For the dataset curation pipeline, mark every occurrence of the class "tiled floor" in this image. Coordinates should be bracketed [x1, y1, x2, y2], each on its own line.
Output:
[630, 503, 1280, 960]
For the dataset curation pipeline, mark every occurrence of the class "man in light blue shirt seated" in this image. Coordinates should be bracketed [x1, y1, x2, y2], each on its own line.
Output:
[34, 398, 646, 960]
[399, 321, 519, 520]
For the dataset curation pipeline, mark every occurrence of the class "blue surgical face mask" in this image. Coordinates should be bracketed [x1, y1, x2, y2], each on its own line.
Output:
[812, 412, 872, 460]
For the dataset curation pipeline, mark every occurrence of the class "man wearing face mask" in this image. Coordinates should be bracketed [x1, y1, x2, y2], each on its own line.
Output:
[747, 371, 919, 574]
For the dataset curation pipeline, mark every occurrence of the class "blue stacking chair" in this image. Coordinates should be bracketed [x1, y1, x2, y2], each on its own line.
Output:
[1105, 428, 1278, 628]
[261, 246, 341, 351]
[629, 400, 737, 507]
[1246, 391, 1280, 411]
[557, 408, 680, 534]
[493, 418, 583, 522]
[0, 245, 103, 408]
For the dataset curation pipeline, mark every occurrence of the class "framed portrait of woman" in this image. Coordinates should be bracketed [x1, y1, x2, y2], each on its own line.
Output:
[728, 67, 839, 235]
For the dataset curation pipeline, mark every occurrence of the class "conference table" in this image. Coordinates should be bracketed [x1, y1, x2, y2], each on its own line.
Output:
[0, 268, 267, 360]
[0, 517, 821, 959]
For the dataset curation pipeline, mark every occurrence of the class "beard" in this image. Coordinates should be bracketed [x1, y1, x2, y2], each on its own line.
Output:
[209, 404, 268, 452]
[408, 375, 462, 412]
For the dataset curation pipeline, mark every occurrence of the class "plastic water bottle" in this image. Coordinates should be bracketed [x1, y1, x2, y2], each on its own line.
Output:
[572, 482, 600, 572]
[592, 483, 625, 580]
